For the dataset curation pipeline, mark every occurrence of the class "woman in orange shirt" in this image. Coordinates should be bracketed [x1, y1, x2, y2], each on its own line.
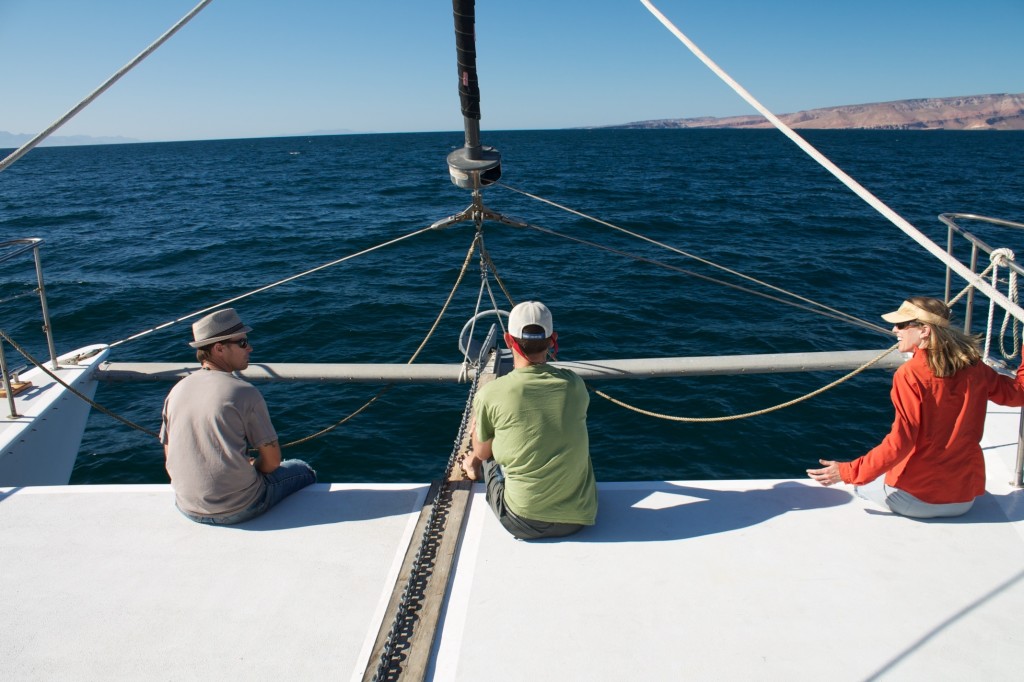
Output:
[807, 296, 1024, 518]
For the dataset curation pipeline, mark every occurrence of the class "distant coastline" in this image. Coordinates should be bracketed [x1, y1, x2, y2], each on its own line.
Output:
[3, 93, 1022, 148]
[0, 128, 359, 149]
[0, 132, 141, 148]
[603, 93, 1024, 131]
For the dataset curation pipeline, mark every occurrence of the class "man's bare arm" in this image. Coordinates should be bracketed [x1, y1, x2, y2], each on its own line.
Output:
[254, 440, 282, 473]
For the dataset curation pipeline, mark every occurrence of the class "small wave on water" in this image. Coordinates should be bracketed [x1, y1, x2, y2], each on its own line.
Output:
[2, 129, 1023, 484]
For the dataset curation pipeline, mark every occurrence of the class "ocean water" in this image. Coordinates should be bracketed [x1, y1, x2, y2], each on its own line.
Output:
[2, 129, 1023, 484]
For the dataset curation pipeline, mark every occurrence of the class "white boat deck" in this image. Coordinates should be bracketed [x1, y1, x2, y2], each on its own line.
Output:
[3, 406, 1022, 681]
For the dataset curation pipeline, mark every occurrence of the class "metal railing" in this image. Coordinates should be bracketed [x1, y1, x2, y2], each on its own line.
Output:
[939, 213, 1024, 488]
[940, 213, 1024, 334]
[0, 238, 58, 418]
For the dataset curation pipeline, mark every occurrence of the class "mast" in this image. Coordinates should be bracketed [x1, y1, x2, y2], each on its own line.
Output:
[446, 0, 501, 190]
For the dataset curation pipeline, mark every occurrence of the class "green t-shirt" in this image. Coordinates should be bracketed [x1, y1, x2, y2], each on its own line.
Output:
[474, 364, 597, 525]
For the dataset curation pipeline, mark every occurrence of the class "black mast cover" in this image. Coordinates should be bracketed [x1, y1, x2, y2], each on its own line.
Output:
[453, 0, 481, 121]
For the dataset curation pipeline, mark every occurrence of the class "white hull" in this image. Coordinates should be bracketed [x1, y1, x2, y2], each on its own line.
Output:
[0, 344, 109, 486]
[2, 403, 1021, 680]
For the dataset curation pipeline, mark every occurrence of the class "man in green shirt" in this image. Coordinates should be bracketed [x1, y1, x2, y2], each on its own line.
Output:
[462, 301, 598, 539]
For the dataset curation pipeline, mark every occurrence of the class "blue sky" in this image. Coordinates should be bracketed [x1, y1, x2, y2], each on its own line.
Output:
[3, 0, 1022, 141]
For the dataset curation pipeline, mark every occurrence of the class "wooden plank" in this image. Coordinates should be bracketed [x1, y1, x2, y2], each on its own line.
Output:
[399, 481, 473, 681]
[0, 381, 31, 398]
[361, 356, 500, 680]
[360, 480, 474, 681]
[361, 480, 442, 682]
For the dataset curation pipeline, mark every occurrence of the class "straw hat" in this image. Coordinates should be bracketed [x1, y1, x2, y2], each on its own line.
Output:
[189, 308, 252, 348]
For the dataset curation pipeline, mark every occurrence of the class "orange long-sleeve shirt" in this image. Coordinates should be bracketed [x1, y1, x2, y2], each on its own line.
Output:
[839, 347, 1024, 504]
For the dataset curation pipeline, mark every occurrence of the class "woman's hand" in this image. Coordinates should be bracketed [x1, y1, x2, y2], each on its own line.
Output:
[807, 459, 842, 486]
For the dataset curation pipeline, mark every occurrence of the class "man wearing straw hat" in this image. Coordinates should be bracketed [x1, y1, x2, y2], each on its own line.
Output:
[161, 308, 316, 525]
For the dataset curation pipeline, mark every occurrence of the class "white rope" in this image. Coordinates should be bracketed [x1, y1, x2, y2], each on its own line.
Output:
[640, 0, 1024, 325]
[984, 248, 1020, 360]
[0, 0, 215, 173]
[1001, 266, 1020, 358]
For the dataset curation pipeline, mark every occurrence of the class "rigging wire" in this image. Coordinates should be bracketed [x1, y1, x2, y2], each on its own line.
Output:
[108, 224, 436, 349]
[497, 182, 889, 335]
[258, 231, 482, 449]
[0, 0, 215, 174]
[0, 227, 480, 448]
[530, 218, 886, 334]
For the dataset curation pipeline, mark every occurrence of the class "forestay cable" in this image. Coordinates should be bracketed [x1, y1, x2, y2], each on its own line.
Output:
[108, 224, 436, 348]
[640, 0, 1024, 325]
[0, 0, 215, 173]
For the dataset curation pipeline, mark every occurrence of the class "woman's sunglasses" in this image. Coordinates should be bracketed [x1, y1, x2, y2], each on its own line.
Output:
[893, 321, 921, 330]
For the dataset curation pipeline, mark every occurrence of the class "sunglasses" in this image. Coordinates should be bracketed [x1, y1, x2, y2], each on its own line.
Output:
[893, 321, 921, 330]
[220, 338, 250, 348]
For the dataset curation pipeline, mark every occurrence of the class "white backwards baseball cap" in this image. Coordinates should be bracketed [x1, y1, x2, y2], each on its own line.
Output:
[508, 301, 553, 339]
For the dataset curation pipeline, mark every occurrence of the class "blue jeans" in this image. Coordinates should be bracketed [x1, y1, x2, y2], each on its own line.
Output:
[854, 477, 974, 519]
[181, 459, 317, 525]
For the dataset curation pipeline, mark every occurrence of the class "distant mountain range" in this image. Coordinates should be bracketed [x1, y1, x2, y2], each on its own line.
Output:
[0, 131, 140, 148]
[0, 129, 359, 149]
[3, 94, 1022, 148]
[607, 93, 1024, 131]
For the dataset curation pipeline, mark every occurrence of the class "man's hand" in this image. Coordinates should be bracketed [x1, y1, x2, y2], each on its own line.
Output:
[462, 455, 482, 481]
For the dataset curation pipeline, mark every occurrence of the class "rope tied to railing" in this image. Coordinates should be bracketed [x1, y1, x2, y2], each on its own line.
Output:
[591, 276, 992, 422]
[263, 231, 482, 450]
[0, 330, 159, 438]
[984, 248, 1020, 361]
[590, 344, 898, 423]
[0, 227, 481, 450]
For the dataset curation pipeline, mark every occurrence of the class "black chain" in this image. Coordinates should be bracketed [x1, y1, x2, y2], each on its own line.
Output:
[372, 368, 479, 681]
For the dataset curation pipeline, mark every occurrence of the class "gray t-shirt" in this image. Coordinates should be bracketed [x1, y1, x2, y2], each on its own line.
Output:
[160, 369, 277, 517]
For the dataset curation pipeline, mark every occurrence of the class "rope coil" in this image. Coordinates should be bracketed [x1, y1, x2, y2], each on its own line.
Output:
[984, 248, 1020, 361]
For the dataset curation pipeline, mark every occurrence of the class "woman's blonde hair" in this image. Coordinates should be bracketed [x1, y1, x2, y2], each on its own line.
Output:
[910, 296, 981, 377]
